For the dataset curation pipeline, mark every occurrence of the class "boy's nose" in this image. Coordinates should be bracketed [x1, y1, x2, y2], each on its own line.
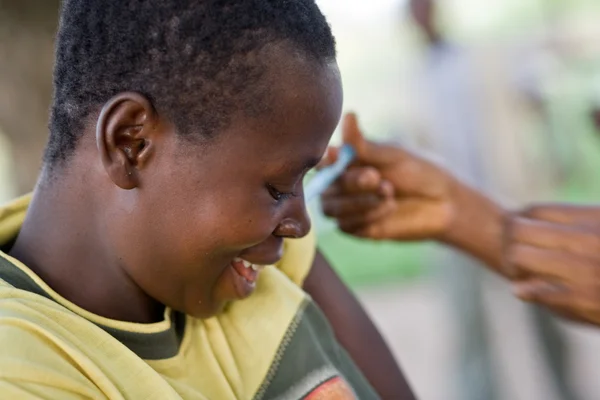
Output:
[275, 199, 311, 239]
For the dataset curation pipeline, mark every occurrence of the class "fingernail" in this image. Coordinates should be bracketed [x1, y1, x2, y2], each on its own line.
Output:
[358, 173, 372, 187]
[512, 286, 531, 299]
[379, 180, 394, 197]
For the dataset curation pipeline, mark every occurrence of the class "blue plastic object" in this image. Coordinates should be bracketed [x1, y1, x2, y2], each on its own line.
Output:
[305, 144, 356, 201]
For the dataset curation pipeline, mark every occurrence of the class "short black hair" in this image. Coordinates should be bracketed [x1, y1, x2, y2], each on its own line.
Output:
[45, 0, 336, 165]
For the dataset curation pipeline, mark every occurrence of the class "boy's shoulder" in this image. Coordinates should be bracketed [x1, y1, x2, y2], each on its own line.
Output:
[0, 273, 185, 399]
[0, 194, 30, 247]
[0, 276, 112, 398]
[0, 194, 325, 399]
[0, 254, 319, 400]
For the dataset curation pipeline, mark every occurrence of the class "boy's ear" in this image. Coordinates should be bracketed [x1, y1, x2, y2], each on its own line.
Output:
[96, 92, 158, 189]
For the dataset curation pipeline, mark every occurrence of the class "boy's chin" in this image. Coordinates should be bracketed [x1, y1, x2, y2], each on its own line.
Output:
[182, 300, 227, 319]
[182, 267, 259, 318]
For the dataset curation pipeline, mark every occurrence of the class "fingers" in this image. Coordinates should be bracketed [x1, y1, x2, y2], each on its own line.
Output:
[507, 216, 600, 284]
[510, 217, 600, 258]
[341, 113, 365, 155]
[320, 165, 397, 231]
[345, 198, 451, 241]
[379, 180, 394, 198]
[508, 244, 595, 285]
[340, 113, 452, 201]
[509, 204, 600, 326]
[341, 112, 407, 166]
[521, 203, 600, 226]
[322, 166, 392, 196]
[336, 199, 398, 234]
[512, 278, 567, 301]
[339, 167, 382, 193]
[512, 278, 600, 325]
[512, 279, 575, 317]
[322, 192, 387, 219]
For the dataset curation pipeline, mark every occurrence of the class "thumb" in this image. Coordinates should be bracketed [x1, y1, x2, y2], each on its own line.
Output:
[342, 113, 367, 156]
[342, 112, 401, 166]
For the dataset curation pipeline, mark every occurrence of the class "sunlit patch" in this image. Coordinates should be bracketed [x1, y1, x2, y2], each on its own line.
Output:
[304, 376, 356, 400]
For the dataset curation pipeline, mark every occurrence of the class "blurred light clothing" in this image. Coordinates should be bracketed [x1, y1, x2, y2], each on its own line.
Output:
[410, 41, 562, 205]
[407, 41, 578, 400]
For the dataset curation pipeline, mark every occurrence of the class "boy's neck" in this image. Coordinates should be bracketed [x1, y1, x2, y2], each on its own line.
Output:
[8, 171, 164, 324]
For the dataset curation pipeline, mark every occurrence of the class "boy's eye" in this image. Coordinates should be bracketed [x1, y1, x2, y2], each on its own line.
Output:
[267, 184, 296, 202]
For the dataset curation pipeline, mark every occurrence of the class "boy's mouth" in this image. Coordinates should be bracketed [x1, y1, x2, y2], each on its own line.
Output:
[228, 257, 266, 299]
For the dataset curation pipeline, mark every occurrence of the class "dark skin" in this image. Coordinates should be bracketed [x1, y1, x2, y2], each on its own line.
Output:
[322, 113, 600, 330]
[10, 51, 338, 322]
[9, 48, 415, 398]
[304, 252, 416, 400]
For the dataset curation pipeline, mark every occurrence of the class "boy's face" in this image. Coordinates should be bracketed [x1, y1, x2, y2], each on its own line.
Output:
[104, 60, 343, 318]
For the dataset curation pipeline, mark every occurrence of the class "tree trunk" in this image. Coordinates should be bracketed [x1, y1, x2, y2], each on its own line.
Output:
[0, 0, 60, 195]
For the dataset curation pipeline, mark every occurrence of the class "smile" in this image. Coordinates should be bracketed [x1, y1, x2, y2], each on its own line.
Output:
[227, 257, 268, 299]
[233, 257, 267, 273]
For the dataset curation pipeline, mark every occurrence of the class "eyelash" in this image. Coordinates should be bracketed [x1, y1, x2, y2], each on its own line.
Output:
[267, 184, 297, 202]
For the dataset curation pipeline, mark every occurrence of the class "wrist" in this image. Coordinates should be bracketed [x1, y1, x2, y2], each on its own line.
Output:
[438, 179, 511, 277]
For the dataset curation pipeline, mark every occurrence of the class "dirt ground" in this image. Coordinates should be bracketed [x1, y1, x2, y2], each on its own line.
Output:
[357, 280, 600, 400]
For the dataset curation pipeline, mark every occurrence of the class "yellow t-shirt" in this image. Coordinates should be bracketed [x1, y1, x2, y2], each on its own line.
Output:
[0, 196, 378, 399]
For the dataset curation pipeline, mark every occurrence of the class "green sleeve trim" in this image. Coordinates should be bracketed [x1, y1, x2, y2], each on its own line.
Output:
[254, 298, 380, 400]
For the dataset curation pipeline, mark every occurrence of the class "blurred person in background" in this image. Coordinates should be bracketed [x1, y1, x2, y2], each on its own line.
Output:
[402, 0, 577, 399]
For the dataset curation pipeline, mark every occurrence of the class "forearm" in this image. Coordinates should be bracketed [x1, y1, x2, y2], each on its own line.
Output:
[304, 251, 416, 400]
[439, 181, 512, 278]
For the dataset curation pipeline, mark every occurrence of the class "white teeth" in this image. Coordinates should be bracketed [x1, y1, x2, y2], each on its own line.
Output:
[233, 257, 251, 268]
[234, 257, 265, 272]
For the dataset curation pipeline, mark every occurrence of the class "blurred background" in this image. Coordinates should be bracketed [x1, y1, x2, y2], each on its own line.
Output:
[2, 0, 600, 399]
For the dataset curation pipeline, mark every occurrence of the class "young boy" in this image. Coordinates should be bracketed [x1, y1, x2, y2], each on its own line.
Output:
[0, 1, 414, 399]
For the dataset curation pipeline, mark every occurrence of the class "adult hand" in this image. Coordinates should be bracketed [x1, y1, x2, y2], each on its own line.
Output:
[321, 114, 600, 325]
[321, 113, 508, 274]
[320, 113, 455, 241]
[509, 204, 600, 325]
